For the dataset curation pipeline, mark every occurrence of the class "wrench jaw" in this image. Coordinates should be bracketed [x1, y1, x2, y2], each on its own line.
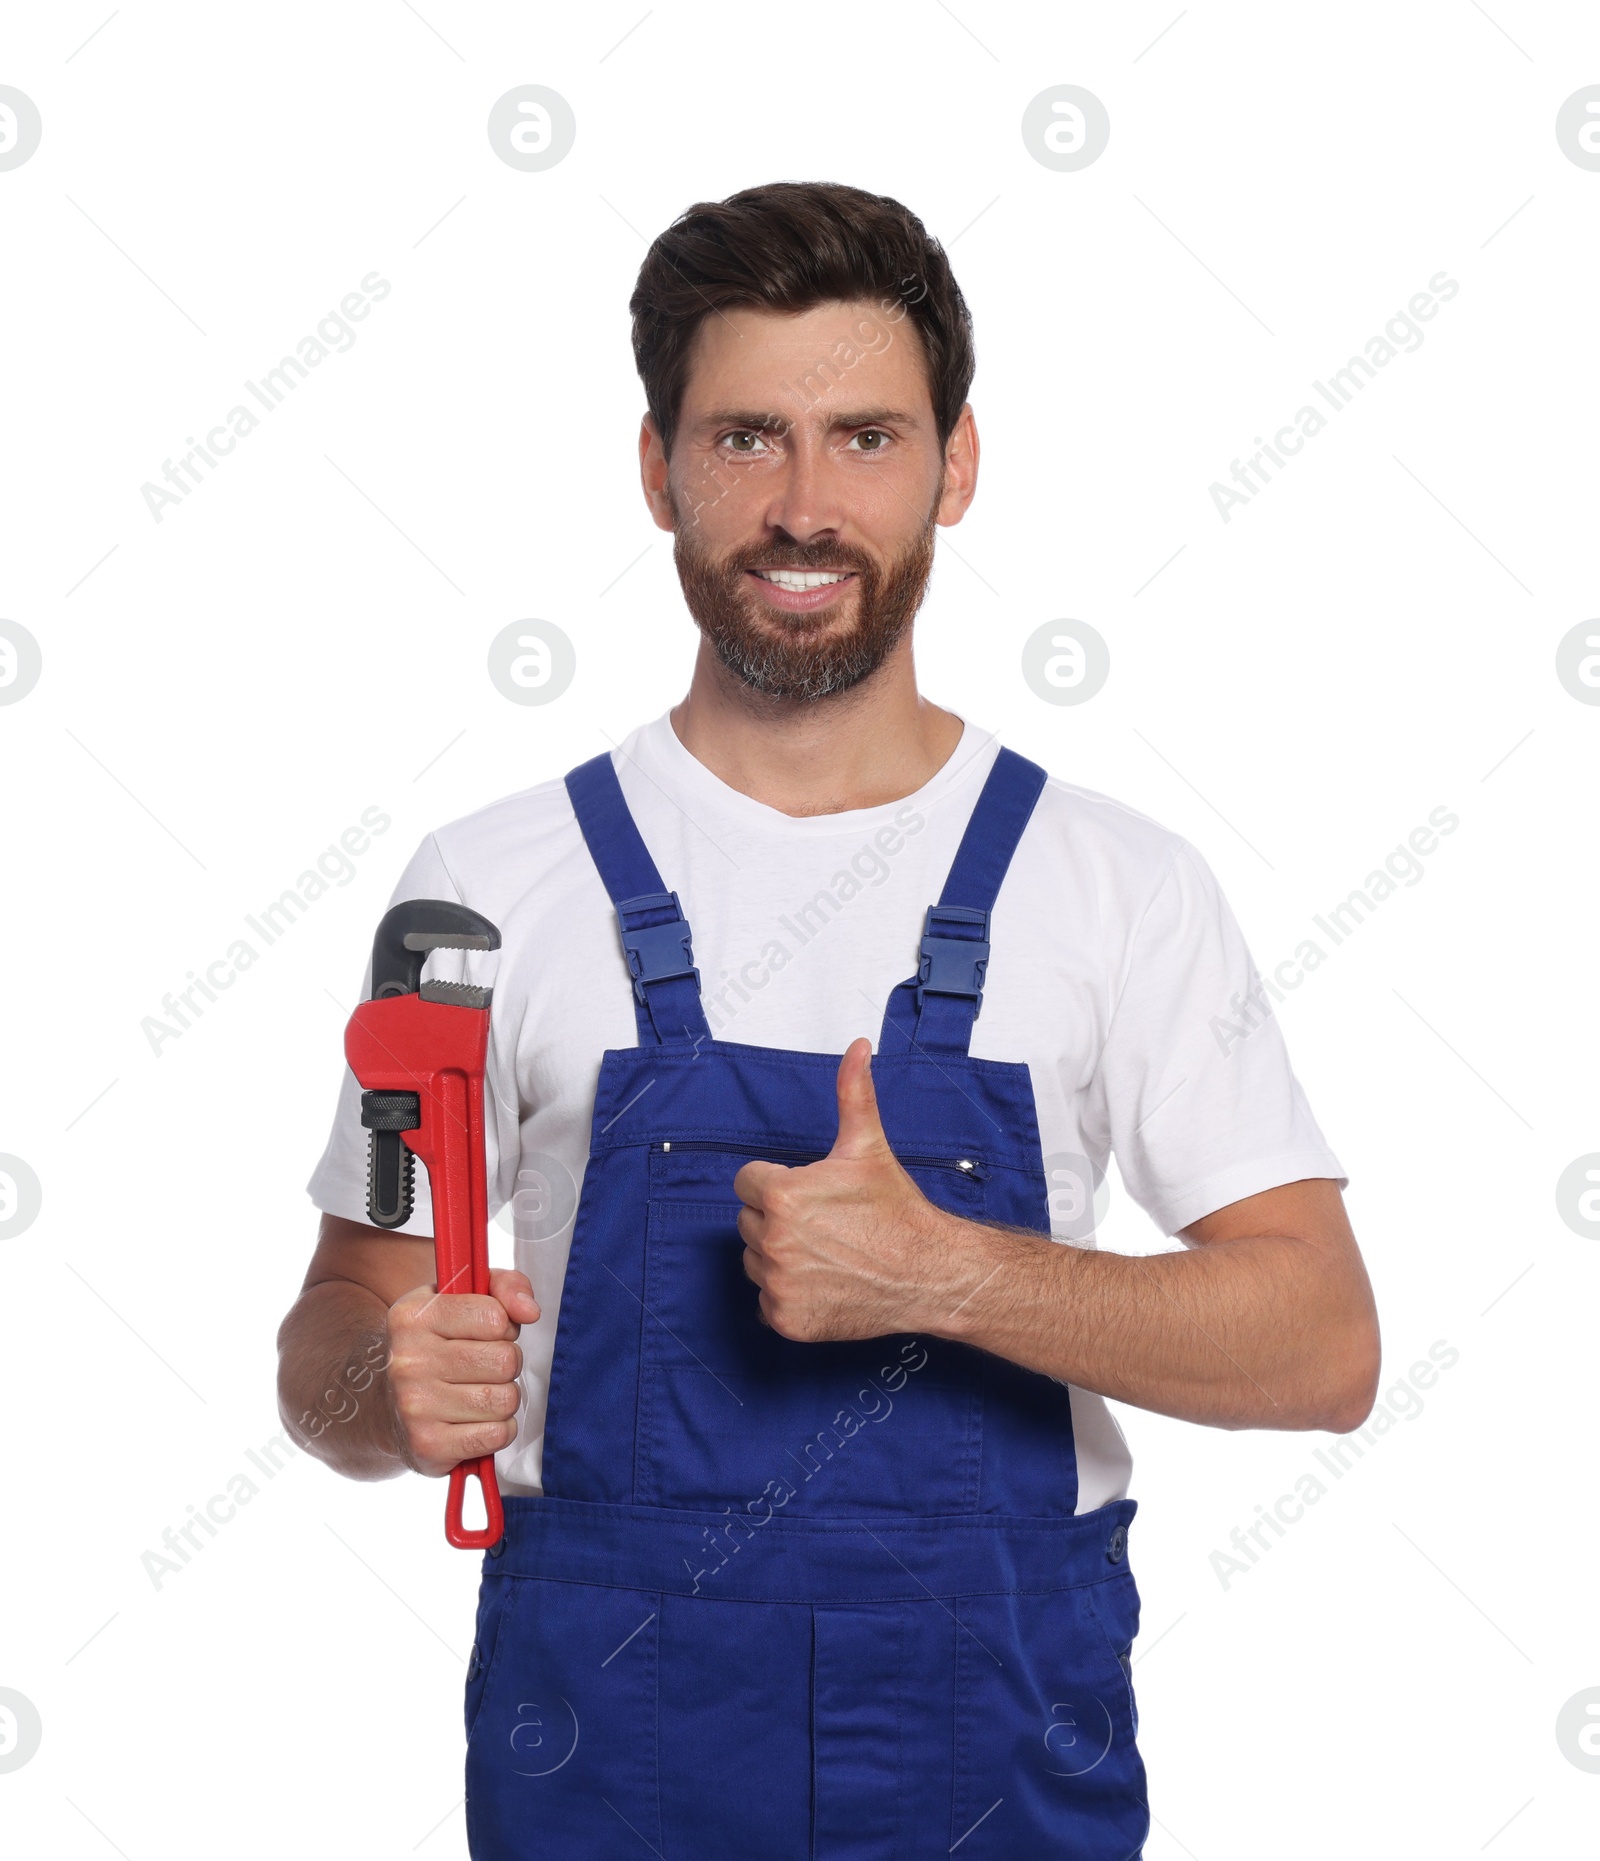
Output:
[371, 899, 500, 1000]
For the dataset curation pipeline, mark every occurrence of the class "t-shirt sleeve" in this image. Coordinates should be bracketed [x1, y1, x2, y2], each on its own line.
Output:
[304, 832, 486, 1236]
[1097, 838, 1347, 1237]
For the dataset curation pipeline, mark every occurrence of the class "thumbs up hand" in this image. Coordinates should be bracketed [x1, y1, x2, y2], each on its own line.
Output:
[734, 1038, 958, 1343]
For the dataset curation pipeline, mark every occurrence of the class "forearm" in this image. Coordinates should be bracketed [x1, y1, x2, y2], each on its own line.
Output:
[276, 1277, 409, 1480]
[921, 1214, 1379, 1432]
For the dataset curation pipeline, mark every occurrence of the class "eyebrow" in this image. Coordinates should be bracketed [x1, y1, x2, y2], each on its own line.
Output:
[692, 406, 921, 435]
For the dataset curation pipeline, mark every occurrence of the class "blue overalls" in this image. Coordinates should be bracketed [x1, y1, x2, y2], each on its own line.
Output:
[463, 747, 1150, 1858]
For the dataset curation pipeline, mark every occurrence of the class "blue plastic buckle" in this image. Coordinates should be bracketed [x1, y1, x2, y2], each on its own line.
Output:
[616, 891, 699, 1003]
[916, 904, 991, 1011]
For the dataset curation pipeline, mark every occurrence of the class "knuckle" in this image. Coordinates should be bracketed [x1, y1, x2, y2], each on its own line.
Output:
[468, 1421, 515, 1456]
[467, 1344, 513, 1385]
[763, 1294, 801, 1340]
[465, 1380, 517, 1418]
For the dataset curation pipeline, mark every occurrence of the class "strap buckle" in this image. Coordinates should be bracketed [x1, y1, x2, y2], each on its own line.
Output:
[916, 904, 991, 1013]
[616, 891, 699, 1003]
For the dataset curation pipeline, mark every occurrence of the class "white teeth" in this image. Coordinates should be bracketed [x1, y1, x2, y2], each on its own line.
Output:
[755, 569, 849, 590]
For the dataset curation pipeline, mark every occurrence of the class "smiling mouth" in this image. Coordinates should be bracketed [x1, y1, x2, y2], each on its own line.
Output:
[749, 568, 856, 591]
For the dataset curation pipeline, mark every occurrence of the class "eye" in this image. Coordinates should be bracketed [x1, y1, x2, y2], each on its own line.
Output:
[719, 430, 771, 454]
[848, 429, 891, 452]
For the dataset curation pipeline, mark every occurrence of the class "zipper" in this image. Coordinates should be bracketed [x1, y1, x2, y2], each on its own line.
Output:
[653, 1138, 987, 1180]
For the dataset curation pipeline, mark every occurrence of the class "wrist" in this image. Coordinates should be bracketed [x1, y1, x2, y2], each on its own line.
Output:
[912, 1205, 1014, 1344]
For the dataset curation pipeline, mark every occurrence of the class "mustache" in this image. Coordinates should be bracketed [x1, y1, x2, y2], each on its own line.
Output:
[731, 545, 874, 575]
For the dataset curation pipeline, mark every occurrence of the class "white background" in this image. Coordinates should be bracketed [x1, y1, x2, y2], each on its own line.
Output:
[1, 2, 1596, 1854]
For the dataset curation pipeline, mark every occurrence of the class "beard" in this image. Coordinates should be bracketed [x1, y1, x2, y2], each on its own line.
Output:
[672, 498, 939, 703]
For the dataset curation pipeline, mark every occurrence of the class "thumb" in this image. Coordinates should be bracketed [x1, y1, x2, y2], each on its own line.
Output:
[830, 1037, 890, 1160]
[488, 1267, 541, 1326]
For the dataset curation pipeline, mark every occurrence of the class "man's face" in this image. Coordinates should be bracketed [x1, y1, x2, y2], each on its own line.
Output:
[642, 298, 977, 702]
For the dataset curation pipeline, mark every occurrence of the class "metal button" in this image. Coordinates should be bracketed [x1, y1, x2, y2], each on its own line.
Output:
[1106, 1525, 1127, 1565]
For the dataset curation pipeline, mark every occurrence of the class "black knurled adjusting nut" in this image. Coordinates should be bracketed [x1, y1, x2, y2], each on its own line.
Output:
[361, 1090, 422, 1131]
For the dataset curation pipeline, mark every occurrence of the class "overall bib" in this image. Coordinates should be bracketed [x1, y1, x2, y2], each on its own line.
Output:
[463, 748, 1150, 1858]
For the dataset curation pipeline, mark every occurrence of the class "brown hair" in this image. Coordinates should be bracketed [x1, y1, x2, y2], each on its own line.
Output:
[629, 180, 975, 458]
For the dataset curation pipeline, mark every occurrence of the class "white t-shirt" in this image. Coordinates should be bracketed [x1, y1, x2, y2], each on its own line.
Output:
[307, 712, 1346, 1510]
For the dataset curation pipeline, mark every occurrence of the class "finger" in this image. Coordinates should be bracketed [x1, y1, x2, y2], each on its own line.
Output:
[829, 1036, 890, 1160]
[414, 1291, 521, 1342]
[733, 1158, 790, 1209]
[423, 1375, 524, 1425]
[736, 1204, 767, 1252]
[488, 1266, 540, 1326]
[740, 1245, 769, 1289]
[434, 1335, 523, 1385]
[408, 1415, 520, 1474]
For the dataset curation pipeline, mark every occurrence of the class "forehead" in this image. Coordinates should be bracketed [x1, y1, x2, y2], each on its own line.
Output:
[679, 298, 930, 418]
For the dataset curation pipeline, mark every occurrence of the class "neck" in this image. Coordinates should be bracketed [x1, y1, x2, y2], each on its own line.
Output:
[669, 635, 964, 817]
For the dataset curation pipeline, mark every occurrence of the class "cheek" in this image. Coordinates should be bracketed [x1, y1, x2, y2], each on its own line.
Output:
[688, 445, 769, 498]
[853, 461, 942, 535]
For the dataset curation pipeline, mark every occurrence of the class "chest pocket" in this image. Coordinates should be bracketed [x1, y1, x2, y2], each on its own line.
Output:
[634, 1141, 990, 1516]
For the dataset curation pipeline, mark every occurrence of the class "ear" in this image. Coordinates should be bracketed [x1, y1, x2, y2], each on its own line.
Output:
[640, 414, 676, 532]
[935, 402, 979, 527]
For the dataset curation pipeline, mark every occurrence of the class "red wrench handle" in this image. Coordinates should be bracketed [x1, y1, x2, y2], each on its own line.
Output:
[427, 1067, 504, 1551]
[445, 1458, 502, 1550]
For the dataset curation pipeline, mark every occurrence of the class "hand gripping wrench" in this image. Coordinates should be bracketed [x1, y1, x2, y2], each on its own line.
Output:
[343, 900, 505, 1549]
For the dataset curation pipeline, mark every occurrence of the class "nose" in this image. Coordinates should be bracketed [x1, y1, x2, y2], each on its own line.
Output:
[761, 429, 848, 548]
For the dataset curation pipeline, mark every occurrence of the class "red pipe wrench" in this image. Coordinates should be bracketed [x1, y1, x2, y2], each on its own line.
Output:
[344, 900, 505, 1549]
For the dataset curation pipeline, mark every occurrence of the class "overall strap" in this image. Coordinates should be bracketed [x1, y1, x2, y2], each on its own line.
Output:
[878, 746, 1049, 1058]
[565, 752, 711, 1047]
